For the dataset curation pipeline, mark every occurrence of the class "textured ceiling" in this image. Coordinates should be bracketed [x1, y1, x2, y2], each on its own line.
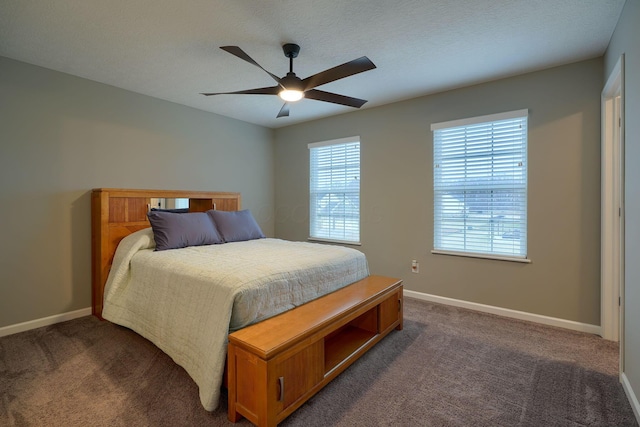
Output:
[0, 0, 626, 129]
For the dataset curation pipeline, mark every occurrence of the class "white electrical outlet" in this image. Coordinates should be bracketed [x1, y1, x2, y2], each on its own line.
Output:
[411, 260, 419, 273]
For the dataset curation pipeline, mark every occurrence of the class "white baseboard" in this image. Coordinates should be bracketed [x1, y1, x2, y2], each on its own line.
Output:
[622, 372, 640, 424]
[403, 289, 601, 335]
[0, 307, 92, 338]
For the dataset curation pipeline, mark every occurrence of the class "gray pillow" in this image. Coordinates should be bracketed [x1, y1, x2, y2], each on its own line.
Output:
[150, 207, 190, 213]
[207, 209, 265, 242]
[147, 210, 223, 251]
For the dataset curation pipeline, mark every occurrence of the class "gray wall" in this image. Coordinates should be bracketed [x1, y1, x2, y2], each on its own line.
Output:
[274, 58, 603, 326]
[605, 0, 640, 414]
[0, 56, 275, 328]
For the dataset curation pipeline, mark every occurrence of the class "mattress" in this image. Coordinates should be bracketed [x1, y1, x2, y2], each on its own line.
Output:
[101, 228, 369, 410]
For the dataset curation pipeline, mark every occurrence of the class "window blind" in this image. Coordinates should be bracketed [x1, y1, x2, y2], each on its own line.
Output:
[432, 110, 528, 258]
[309, 137, 360, 243]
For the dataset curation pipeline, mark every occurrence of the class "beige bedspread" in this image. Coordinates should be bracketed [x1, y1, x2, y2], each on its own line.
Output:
[102, 228, 369, 411]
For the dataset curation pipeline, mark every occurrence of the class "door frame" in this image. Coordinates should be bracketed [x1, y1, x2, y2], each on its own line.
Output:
[600, 54, 625, 367]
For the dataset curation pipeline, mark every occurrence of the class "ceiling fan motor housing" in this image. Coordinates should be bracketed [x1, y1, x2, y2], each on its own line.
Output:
[281, 72, 304, 91]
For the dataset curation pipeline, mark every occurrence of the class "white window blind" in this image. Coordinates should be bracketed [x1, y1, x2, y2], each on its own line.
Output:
[432, 110, 528, 259]
[309, 137, 360, 244]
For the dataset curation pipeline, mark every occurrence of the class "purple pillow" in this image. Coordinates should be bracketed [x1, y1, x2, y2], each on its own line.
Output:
[147, 210, 223, 251]
[207, 209, 265, 242]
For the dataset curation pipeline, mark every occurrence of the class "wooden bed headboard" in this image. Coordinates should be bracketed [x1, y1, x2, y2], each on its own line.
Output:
[91, 188, 242, 319]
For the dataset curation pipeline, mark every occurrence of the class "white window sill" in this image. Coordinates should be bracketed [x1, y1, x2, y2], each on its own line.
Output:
[308, 237, 362, 246]
[431, 250, 531, 263]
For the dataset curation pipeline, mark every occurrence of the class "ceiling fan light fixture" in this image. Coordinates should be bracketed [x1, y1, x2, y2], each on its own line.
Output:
[279, 89, 304, 102]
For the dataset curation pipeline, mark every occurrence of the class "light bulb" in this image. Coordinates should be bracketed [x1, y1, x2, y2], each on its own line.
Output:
[279, 89, 304, 102]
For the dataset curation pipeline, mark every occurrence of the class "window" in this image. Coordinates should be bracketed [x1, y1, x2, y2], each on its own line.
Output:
[431, 110, 528, 261]
[309, 137, 360, 244]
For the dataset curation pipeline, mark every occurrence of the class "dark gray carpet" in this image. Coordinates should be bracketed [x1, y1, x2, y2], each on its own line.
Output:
[1, 298, 637, 426]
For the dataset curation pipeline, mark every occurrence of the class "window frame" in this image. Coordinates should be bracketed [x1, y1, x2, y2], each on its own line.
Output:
[431, 109, 530, 263]
[308, 136, 361, 246]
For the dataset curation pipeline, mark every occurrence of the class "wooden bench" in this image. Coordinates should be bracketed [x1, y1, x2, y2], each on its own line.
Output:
[227, 275, 403, 427]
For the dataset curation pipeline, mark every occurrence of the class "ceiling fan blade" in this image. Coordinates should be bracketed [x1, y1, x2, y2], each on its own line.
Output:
[304, 89, 368, 108]
[277, 103, 290, 118]
[220, 46, 282, 86]
[302, 56, 376, 90]
[201, 86, 280, 96]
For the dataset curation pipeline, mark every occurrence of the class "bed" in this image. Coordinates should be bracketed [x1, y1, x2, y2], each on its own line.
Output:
[91, 188, 401, 422]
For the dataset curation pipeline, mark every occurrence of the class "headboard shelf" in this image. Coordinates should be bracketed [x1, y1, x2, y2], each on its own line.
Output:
[91, 188, 242, 318]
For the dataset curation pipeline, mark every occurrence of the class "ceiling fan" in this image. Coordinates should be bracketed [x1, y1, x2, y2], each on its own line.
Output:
[201, 43, 376, 118]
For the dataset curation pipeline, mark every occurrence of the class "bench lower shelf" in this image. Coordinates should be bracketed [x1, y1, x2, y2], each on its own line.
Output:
[227, 275, 403, 427]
